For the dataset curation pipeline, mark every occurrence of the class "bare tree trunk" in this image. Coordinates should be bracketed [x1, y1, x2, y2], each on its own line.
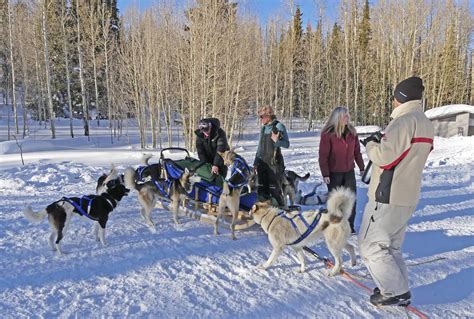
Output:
[61, 0, 74, 138]
[7, 1, 18, 135]
[76, 0, 89, 137]
[42, 0, 56, 139]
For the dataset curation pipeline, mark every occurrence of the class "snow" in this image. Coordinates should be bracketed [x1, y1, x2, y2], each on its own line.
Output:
[356, 125, 382, 135]
[0, 115, 473, 318]
[425, 104, 474, 119]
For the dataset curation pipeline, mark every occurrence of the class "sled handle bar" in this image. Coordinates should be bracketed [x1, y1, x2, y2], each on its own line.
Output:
[160, 147, 190, 160]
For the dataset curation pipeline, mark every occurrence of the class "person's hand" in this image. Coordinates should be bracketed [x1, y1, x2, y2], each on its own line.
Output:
[271, 131, 279, 143]
[360, 131, 383, 147]
[211, 165, 219, 175]
[360, 170, 364, 176]
[323, 176, 330, 184]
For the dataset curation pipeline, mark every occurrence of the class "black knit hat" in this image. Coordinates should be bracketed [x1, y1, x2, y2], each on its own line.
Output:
[394, 76, 424, 103]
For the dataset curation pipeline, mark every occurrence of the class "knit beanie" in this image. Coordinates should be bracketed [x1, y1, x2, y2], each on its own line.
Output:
[394, 76, 424, 103]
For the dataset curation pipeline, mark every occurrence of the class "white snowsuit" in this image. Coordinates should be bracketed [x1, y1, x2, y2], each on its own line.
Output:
[359, 99, 434, 297]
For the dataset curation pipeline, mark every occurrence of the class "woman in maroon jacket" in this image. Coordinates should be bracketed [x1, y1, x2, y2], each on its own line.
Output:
[319, 106, 365, 233]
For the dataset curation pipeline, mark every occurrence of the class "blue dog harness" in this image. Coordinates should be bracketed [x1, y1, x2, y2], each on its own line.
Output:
[61, 194, 116, 221]
[226, 156, 251, 188]
[136, 166, 149, 182]
[152, 179, 173, 199]
[264, 209, 324, 246]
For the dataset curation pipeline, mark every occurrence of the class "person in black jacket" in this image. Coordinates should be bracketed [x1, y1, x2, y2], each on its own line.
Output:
[195, 118, 230, 177]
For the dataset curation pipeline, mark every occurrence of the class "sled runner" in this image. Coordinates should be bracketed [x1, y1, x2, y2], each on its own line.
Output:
[152, 147, 257, 231]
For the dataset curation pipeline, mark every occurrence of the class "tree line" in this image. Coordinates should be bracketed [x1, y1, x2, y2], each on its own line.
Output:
[1, 0, 472, 149]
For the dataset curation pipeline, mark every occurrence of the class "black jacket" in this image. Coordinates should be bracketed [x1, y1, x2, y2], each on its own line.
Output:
[194, 118, 229, 173]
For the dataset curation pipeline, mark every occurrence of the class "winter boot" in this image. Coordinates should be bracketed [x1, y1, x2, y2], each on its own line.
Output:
[370, 290, 411, 307]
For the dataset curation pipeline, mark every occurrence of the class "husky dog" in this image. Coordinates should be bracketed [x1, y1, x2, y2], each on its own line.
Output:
[282, 170, 310, 208]
[135, 154, 162, 182]
[215, 149, 252, 240]
[96, 169, 125, 194]
[250, 187, 356, 274]
[23, 168, 130, 255]
[294, 183, 328, 206]
[124, 167, 200, 230]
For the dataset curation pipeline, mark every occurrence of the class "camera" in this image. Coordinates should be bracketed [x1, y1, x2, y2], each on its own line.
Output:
[361, 131, 383, 147]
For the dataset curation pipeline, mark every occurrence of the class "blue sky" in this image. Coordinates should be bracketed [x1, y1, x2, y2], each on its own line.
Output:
[117, 0, 340, 27]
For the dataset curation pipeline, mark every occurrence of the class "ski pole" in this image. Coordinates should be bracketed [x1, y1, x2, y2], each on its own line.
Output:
[303, 246, 429, 319]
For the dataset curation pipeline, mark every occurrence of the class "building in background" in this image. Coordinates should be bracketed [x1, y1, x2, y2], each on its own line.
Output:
[425, 105, 474, 137]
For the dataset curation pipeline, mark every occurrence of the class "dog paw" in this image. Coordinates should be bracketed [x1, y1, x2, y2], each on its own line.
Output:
[148, 226, 156, 234]
[328, 268, 341, 276]
[256, 263, 267, 270]
[297, 267, 306, 273]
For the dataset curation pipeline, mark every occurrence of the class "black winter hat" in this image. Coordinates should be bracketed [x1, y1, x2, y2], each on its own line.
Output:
[394, 76, 424, 103]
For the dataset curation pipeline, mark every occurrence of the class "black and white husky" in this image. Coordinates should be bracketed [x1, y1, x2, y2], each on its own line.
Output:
[124, 166, 200, 230]
[282, 170, 310, 208]
[23, 168, 130, 255]
[294, 183, 328, 206]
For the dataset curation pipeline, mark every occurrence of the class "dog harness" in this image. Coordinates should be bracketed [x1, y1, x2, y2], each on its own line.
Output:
[226, 156, 251, 188]
[136, 166, 150, 182]
[263, 209, 326, 246]
[152, 179, 173, 199]
[61, 194, 116, 221]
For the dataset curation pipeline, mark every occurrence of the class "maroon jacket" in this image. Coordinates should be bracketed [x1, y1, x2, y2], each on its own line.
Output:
[319, 129, 365, 177]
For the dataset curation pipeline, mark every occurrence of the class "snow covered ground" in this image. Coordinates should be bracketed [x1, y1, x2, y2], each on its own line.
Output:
[0, 116, 473, 318]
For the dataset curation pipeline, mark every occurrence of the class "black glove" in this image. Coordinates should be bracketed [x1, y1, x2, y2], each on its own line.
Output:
[272, 126, 282, 140]
[360, 131, 382, 147]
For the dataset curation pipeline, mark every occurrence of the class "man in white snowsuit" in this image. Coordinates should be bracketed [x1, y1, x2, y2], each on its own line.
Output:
[359, 76, 434, 306]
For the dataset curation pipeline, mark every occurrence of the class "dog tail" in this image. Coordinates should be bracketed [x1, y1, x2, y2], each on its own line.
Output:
[23, 206, 47, 223]
[141, 153, 153, 166]
[124, 167, 140, 191]
[326, 187, 355, 223]
[298, 172, 310, 181]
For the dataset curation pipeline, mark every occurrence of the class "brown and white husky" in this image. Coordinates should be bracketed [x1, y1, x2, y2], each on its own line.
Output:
[124, 167, 200, 231]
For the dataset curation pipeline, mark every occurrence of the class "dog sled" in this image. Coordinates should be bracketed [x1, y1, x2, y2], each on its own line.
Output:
[149, 147, 257, 231]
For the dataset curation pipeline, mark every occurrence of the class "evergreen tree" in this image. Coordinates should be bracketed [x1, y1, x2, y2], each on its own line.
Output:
[358, 0, 370, 56]
[292, 5, 305, 120]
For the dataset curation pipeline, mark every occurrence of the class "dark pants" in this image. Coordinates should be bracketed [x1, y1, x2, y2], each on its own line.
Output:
[327, 169, 357, 232]
[256, 159, 285, 207]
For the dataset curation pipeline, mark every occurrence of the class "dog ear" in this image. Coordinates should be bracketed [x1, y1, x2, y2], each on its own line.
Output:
[102, 164, 118, 186]
[250, 204, 258, 216]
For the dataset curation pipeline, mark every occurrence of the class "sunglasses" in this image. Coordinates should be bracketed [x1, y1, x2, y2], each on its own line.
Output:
[198, 123, 210, 131]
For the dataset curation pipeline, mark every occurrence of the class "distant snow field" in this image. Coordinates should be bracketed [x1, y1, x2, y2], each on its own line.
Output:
[0, 116, 473, 318]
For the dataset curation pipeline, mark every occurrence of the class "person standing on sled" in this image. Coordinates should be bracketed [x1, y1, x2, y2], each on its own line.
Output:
[253, 106, 290, 207]
[358, 77, 434, 307]
[195, 118, 230, 177]
[319, 106, 365, 234]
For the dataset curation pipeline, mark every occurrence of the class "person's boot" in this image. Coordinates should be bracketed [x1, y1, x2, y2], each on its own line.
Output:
[370, 290, 411, 306]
